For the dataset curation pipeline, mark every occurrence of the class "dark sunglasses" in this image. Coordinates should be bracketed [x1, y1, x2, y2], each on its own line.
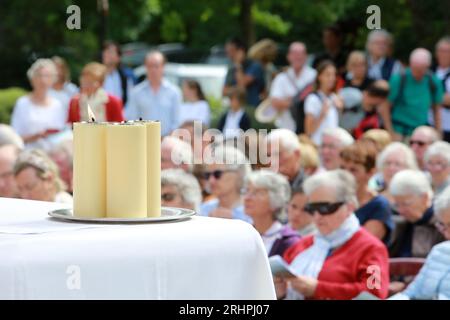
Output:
[202, 170, 233, 180]
[409, 140, 428, 147]
[303, 202, 345, 216]
[161, 193, 177, 201]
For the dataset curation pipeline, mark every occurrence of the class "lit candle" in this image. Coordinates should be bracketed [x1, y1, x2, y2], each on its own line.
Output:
[106, 122, 147, 218]
[73, 122, 107, 218]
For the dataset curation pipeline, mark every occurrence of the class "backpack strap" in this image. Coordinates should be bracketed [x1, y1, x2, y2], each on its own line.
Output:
[117, 66, 128, 105]
[381, 58, 396, 80]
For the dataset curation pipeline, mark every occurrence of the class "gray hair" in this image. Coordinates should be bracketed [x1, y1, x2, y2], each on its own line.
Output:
[410, 48, 432, 66]
[424, 141, 450, 166]
[266, 129, 300, 154]
[0, 124, 24, 149]
[26, 58, 57, 82]
[436, 36, 450, 50]
[321, 127, 354, 147]
[303, 169, 358, 206]
[434, 185, 450, 217]
[366, 29, 393, 50]
[162, 136, 193, 172]
[161, 169, 202, 212]
[245, 169, 291, 218]
[376, 142, 418, 171]
[389, 169, 433, 198]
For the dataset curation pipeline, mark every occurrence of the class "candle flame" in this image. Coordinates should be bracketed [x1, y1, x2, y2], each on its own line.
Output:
[87, 103, 96, 122]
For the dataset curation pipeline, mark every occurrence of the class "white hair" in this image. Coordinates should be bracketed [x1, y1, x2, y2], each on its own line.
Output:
[161, 169, 202, 213]
[410, 48, 432, 66]
[303, 169, 358, 206]
[436, 36, 450, 50]
[0, 124, 24, 149]
[389, 169, 433, 198]
[266, 129, 300, 154]
[26, 58, 57, 82]
[412, 126, 440, 143]
[206, 145, 252, 182]
[321, 127, 354, 147]
[162, 136, 193, 172]
[424, 141, 450, 166]
[245, 169, 291, 218]
[376, 142, 418, 171]
[434, 186, 450, 217]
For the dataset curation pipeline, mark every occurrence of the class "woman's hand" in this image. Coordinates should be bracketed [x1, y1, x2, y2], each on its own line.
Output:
[209, 207, 233, 219]
[320, 100, 330, 118]
[288, 275, 318, 298]
[333, 95, 345, 112]
[274, 276, 287, 300]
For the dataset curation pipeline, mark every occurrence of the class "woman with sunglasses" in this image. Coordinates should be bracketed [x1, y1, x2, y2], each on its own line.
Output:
[199, 145, 252, 223]
[424, 141, 450, 197]
[389, 170, 445, 258]
[161, 169, 202, 212]
[275, 170, 389, 300]
[391, 186, 450, 300]
[243, 170, 300, 256]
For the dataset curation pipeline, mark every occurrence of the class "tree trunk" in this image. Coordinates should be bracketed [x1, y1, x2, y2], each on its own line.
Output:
[240, 0, 254, 48]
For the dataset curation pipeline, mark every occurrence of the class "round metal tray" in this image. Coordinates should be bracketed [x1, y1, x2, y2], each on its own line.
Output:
[48, 207, 195, 223]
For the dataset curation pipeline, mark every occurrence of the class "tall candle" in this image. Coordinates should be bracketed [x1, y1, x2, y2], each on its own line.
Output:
[145, 121, 161, 217]
[73, 122, 107, 218]
[106, 122, 147, 218]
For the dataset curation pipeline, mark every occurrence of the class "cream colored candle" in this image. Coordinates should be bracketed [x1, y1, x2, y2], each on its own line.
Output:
[73, 122, 107, 218]
[145, 121, 161, 217]
[106, 122, 147, 218]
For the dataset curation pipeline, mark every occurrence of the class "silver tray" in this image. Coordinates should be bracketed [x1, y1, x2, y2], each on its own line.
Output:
[48, 207, 195, 223]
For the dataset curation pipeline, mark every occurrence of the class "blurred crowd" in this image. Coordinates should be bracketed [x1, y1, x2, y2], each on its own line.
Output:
[1, 26, 450, 300]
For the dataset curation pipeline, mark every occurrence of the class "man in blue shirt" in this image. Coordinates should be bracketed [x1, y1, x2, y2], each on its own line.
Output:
[223, 37, 265, 107]
[125, 51, 181, 136]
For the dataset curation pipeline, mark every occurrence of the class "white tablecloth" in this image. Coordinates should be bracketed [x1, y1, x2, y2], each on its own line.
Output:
[0, 197, 275, 300]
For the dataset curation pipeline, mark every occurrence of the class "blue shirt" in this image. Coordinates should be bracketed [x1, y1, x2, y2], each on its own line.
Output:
[225, 59, 265, 107]
[355, 195, 394, 244]
[125, 79, 182, 136]
[199, 199, 253, 223]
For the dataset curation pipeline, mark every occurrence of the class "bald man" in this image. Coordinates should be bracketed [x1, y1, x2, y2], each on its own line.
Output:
[269, 42, 317, 131]
[0, 144, 20, 198]
[125, 51, 182, 136]
[380, 48, 444, 140]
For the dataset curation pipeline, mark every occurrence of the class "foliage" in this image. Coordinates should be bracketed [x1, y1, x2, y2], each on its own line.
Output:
[0, 87, 27, 124]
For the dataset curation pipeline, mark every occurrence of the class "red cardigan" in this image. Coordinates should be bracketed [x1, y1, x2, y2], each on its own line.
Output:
[284, 228, 389, 300]
[67, 94, 124, 123]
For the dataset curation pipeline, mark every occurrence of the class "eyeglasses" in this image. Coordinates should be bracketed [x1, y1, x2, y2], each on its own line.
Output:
[303, 202, 345, 216]
[241, 188, 267, 198]
[409, 140, 429, 147]
[161, 192, 177, 201]
[202, 169, 234, 180]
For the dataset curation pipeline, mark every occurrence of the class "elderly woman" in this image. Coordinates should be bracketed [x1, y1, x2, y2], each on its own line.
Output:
[389, 170, 445, 258]
[424, 141, 450, 196]
[370, 142, 418, 199]
[392, 186, 450, 300]
[68, 62, 124, 123]
[340, 141, 394, 243]
[48, 56, 78, 112]
[161, 169, 202, 212]
[319, 127, 354, 171]
[344, 51, 374, 91]
[243, 170, 300, 256]
[287, 187, 317, 237]
[13, 149, 72, 203]
[11, 59, 68, 151]
[275, 170, 389, 300]
[49, 139, 73, 194]
[199, 145, 252, 222]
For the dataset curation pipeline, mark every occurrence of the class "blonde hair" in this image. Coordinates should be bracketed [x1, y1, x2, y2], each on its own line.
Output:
[362, 129, 392, 151]
[81, 62, 108, 84]
[299, 143, 319, 172]
[13, 149, 66, 192]
[248, 39, 278, 64]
